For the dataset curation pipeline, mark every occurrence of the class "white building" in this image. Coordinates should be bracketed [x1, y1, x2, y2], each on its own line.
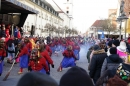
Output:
[18, 0, 64, 37]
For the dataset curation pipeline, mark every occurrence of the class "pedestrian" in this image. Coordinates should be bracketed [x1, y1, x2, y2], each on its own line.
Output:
[59, 66, 94, 86]
[57, 45, 76, 72]
[100, 47, 123, 76]
[89, 45, 107, 84]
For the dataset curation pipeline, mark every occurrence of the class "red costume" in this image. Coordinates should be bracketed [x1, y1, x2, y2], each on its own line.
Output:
[28, 57, 49, 72]
[73, 45, 80, 51]
[45, 45, 52, 56]
[5, 25, 10, 38]
[0, 48, 6, 60]
[18, 46, 28, 57]
[62, 50, 76, 58]
[25, 42, 32, 52]
[17, 31, 21, 39]
[40, 50, 53, 65]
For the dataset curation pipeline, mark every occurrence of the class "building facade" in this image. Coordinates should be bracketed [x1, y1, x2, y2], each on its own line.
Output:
[19, 0, 64, 37]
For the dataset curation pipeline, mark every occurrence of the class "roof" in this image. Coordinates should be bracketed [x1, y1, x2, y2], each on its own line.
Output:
[41, 0, 55, 11]
[91, 20, 104, 27]
[1, 0, 38, 14]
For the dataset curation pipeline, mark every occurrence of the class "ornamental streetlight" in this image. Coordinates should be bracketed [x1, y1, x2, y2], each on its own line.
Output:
[117, 14, 128, 40]
[116, 0, 128, 40]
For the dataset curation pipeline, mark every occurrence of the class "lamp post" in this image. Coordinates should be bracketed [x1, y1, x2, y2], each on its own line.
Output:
[116, 0, 128, 40]
[117, 15, 128, 40]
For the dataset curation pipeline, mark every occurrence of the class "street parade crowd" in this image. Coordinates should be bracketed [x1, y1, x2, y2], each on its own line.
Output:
[1, 23, 130, 86]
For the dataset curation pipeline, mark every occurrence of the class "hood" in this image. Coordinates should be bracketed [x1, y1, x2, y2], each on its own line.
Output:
[93, 49, 106, 55]
[108, 54, 121, 62]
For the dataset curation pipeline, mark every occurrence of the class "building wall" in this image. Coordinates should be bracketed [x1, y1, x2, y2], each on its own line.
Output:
[18, 0, 63, 37]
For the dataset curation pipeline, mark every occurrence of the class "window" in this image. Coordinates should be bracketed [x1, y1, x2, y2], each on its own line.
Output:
[35, 0, 38, 4]
[66, 11, 69, 14]
[39, 25, 40, 29]
[40, 1, 42, 6]
[45, 6, 47, 10]
[49, 8, 50, 12]
[39, 13, 41, 18]
[42, 13, 44, 19]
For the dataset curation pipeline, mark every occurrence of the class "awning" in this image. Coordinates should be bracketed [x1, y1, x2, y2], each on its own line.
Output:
[1, 0, 39, 14]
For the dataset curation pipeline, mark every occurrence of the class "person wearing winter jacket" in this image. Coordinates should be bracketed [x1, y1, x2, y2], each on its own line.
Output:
[89, 45, 107, 84]
[100, 47, 123, 76]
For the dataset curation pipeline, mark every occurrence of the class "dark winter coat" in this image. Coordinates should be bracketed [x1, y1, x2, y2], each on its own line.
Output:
[87, 50, 92, 63]
[100, 54, 123, 76]
[89, 49, 107, 83]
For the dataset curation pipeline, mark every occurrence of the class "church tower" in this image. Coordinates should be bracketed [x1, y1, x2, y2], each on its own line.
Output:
[64, 0, 73, 18]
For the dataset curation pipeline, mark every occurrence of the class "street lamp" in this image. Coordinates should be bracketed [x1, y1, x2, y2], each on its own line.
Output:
[116, 14, 128, 40]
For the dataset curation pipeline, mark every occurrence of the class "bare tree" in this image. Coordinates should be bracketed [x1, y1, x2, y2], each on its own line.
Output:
[100, 19, 116, 38]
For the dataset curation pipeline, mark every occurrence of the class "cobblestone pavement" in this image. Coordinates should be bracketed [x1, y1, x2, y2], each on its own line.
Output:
[0, 43, 91, 86]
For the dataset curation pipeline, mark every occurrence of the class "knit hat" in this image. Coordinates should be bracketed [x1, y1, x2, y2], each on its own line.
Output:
[17, 72, 58, 86]
[60, 66, 94, 86]
[117, 41, 127, 52]
[93, 45, 100, 51]
[108, 40, 113, 47]
[110, 47, 117, 54]
[112, 40, 120, 47]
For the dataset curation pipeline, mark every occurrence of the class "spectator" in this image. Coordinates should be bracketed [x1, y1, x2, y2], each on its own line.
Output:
[106, 40, 113, 56]
[17, 72, 58, 86]
[89, 45, 107, 84]
[96, 69, 116, 86]
[60, 66, 94, 86]
[106, 75, 128, 86]
[1, 24, 6, 38]
[117, 41, 127, 62]
[112, 39, 120, 47]
[6, 38, 15, 64]
[14, 26, 18, 38]
[100, 47, 123, 76]
[87, 46, 93, 63]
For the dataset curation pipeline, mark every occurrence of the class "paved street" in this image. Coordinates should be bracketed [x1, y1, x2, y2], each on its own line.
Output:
[0, 44, 90, 86]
